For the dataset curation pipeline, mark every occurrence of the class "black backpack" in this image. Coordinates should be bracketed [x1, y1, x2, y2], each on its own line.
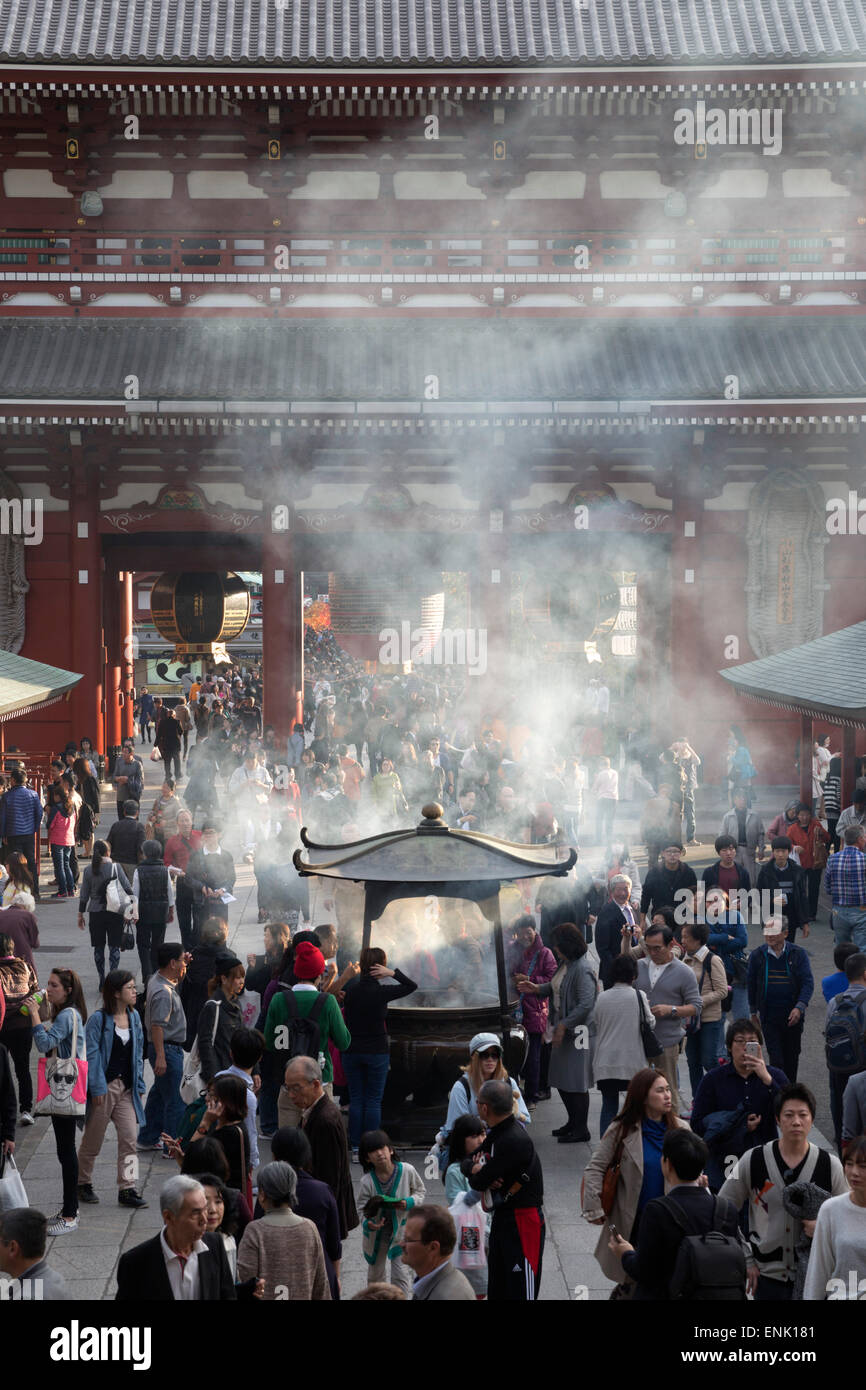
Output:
[664, 1195, 747, 1301]
[824, 990, 866, 1074]
[277, 986, 328, 1061]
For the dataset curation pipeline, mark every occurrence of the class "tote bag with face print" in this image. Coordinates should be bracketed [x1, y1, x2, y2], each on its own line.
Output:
[35, 1011, 88, 1117]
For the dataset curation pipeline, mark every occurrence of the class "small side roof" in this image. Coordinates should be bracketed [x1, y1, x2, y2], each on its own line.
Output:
[0, 650, 83, 724]
[719, 622, 866, 725]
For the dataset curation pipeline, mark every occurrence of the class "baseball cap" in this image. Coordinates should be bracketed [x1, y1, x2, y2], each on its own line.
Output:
[469, 1032, 501, 1056]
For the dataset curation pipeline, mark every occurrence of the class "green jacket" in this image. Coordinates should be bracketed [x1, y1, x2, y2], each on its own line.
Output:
[263, 985, 350, 1086]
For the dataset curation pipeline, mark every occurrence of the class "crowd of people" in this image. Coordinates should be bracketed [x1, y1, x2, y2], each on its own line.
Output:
[2, 635, 866, 1304]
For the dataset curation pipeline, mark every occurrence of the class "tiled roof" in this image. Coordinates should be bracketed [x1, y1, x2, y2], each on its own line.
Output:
[719, 622, 866, 723]
[1, 0, 865, 69]
[0, 650, 83, 723]
[1, 317, 866, 403]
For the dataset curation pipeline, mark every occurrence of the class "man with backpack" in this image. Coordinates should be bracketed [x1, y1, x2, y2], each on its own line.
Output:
[262, 941, 351, 1128]
[609, 1128, 746, 1300]
[824, 951, 866, 1155]
[719, 1083, 848, 1301]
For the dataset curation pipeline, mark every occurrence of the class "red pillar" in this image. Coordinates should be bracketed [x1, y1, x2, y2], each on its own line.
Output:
[120, 571, 134, 740]
[69, 475, 104, 755]
[103, 570, 122, 758]
[799, 713, 813, 807]
[261, 503, 304, 746]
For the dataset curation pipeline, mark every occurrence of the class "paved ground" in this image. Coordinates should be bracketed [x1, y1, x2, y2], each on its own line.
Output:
[10, 750, 837, 1301]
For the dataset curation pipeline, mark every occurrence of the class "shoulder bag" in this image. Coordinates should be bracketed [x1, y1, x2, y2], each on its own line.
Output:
[35, 1010, 88, 1117]
[581, 1123, 625, 1218]
[637, 988, 663, 1059]
[106, 862, 135, 920]
[180, 999, 222, 1104]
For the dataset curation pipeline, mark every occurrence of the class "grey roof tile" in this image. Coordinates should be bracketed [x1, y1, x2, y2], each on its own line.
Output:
[1, 0, 865, 68]
[1, 317, 866, 402]
[719, 622, 866, 719]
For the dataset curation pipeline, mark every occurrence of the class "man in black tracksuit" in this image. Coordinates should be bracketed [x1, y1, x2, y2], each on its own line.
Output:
[464, 1079, 544, 1301]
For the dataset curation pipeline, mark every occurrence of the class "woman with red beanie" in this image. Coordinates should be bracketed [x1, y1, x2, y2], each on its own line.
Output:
[263, 940, 351, 1128]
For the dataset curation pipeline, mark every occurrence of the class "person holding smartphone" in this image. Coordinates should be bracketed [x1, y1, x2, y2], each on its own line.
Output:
[690, 1017, 789, 1190]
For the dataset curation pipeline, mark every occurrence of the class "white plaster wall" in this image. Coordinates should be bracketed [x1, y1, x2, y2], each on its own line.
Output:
[3, 169, 73, 197]
[289, 172, 380, 199]
[394, 171, 485, 199]
[506, 172, 587, 199]
[187, 170, 267, 200]
[97, 171, 174, 199]
[599, 170, 672, 198]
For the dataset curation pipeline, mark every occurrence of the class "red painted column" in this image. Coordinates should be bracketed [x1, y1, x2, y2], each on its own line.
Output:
[120, 571, 134, 740]
[103, 569, 122, 758]
[261, 501, 304, 746]
[69, 472, 104, 755]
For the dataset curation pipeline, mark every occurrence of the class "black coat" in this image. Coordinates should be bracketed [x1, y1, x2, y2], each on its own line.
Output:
[303, 1094, 359, 1238]
[185, 849, 236, 904]
[595, 900, 630, 989]
[621, 1187, 743, 1300]
[115, 1231, 236, 1301]
[180, 943, 225, 1051]
[0, 1042, 17, 1142]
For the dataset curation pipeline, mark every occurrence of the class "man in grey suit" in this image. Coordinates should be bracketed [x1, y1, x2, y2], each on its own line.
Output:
[400, 1205, 476, 1301]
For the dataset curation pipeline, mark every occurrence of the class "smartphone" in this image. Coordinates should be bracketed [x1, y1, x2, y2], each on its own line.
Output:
[744, 1041, 761, 1058]
[609, 1223, 618, 1238]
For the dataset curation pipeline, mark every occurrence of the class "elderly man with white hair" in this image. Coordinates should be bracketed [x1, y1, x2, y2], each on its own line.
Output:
[115, 1174, 237, 1301]
[746, 915, 814, 1082]
[594, 874, 640, 990]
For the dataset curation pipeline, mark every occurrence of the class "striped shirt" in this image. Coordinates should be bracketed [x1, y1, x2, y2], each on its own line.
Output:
[823, 846, 866, 906]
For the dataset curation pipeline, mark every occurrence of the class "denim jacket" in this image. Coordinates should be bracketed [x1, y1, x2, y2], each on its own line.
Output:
[85, 1006, 147, 1124]
[32, 1007, 86, 1060]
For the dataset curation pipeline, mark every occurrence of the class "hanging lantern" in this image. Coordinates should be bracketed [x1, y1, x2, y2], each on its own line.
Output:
[150, 572, 251, 662]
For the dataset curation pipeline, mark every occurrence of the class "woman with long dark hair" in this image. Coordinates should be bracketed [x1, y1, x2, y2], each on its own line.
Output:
[188, 1074, 250, 1198]
[517, 921, 597, 1143]
[0, 930, 38, 1124]
[78, 737, 98, 780]
[47, 783, 77, 899]
[196, 955, 244, 1085]
[77, 841, 132, 989]
[444, 1114, 488, 1298]
[78, 969, 148, 1209]
[1, 850, 34, 907]
[25, 967, 87, 1234]
[72, 755, 100, 857]
[581, 1068, 690, 1298]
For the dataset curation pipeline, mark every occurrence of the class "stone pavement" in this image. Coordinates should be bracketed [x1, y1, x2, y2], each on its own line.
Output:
[9, 753, 834, 1301]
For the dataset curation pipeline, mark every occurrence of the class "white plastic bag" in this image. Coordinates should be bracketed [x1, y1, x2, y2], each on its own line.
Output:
[237, 989, 260, 1030]
[449, 1193, 487, 1270]
[0, 1154, 28, 1211]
